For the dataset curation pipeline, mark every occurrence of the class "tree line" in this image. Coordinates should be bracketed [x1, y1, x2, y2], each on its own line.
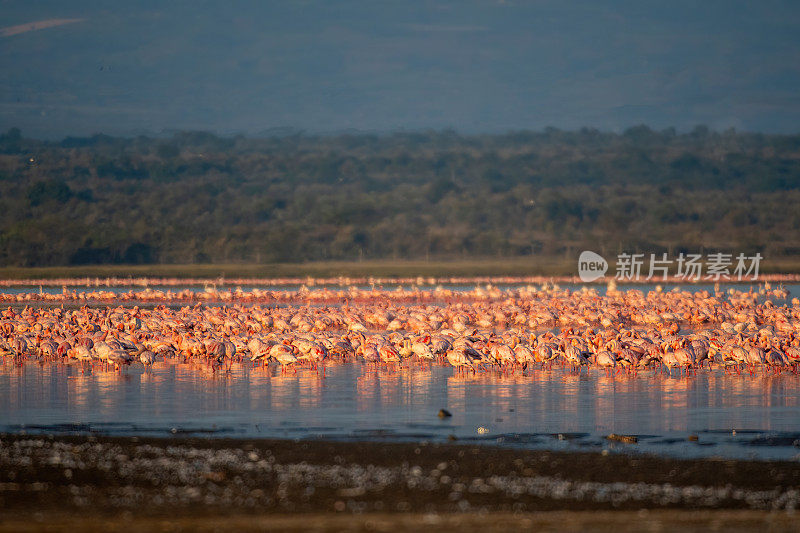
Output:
[0, 125, 799, 266]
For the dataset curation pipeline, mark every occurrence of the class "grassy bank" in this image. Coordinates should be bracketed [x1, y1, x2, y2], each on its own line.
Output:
[1, 255, 800, 280]
[0, 257, 578, 280]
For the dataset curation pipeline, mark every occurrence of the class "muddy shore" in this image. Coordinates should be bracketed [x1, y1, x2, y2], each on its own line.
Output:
[1, 433, 799, 530]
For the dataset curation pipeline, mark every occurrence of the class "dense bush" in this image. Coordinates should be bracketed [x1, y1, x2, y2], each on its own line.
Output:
[0, 126, 798, 266]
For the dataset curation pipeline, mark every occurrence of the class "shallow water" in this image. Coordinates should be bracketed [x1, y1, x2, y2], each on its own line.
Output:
[2, 361, 799, 461]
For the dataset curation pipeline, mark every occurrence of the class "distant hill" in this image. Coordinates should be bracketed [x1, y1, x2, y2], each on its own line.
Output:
[3, 2, 800, 138]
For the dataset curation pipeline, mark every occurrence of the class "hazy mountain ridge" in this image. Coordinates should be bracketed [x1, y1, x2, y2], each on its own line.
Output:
[2, 1, 800, 138]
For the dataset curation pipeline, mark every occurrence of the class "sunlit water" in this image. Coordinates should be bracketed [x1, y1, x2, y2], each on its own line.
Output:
[2, 282, 799, 460]
[2, 361, 799, 461]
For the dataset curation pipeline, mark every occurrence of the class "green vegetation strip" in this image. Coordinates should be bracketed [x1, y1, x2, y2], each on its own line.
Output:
[0, 258, 580, 280]
[2, 128, 800, 267]
[2, 257, 800, 280]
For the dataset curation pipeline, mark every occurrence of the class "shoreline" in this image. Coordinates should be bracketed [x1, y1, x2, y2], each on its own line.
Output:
[1, 434, 798, 523]
[1, 257, 800, 282]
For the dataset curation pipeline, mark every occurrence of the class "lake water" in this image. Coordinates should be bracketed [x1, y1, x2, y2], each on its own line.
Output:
[2, 281, 799, 461]
[2, 361, 799, 461]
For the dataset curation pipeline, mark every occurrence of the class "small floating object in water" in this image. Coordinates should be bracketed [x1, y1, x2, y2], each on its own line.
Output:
[732, 429, 737, 436]
[606, 433, 638, 444]
[438, 409, 452, 418]
[477, 426, 489, 435]
[688, 434, 699, 442]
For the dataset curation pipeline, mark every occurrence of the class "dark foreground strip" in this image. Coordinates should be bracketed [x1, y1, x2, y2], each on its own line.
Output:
[0, 511, 798, 533]
[0, 434, 799, 521]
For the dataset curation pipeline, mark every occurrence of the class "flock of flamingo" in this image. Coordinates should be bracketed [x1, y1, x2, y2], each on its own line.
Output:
[1, 272, 798, 289]
[1, 280, 799, 374]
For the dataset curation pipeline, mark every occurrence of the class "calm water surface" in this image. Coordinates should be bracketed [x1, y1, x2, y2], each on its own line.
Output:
[2, 282, 798, 460]
[2, 361, 799, 461]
